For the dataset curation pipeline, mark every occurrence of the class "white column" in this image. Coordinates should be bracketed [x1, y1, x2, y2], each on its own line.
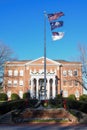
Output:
[52, 77, 56, 98]
[30, 78, 33, 98]
[47, 78, 50, 99]
[36, 78, 39, 99]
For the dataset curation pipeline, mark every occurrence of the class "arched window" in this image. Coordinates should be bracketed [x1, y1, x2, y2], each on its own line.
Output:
[63, 90, 68, 97]
[19, 91, 23, 98]
[7, 91, 11, 98]
[75, 90, 79, 98]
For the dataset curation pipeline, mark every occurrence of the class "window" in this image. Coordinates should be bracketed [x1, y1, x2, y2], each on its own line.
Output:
[19, 91, 23, 98]
[8, 80, 12, 86]
[73, 70, 78, 76]
[63, 70, 67, 76]
[63, 80, 67, 86]
[20, 70, 23, 76]
[8, 70, 12, 76]
[14, 70, 18, 76]
[19, 80, 23, 86]
[63, 90, 68, 97]
[75, 90, 79, 98]
[13, 80, 17, 86]
[68, 81, 72, 86]
[74, 81, 78, 86]
[7, 91, 11, 98]
[68, 70, 72, 76]
[29, 80, 31, 85]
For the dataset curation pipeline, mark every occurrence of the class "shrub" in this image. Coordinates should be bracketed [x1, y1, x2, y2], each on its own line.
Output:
[23, 92, 30, 99]
[55, 94, 62, 100]
[79, 94, 87, 102]
[50, 99, 63, 108]
[28, 99, 39, 108]
[67, 99, 79, 109]
[67, 94, 76, 101]
[0, 99, 25, 115]
[11, 93, 20, 100]
[0, 93, 8, 101]
[41, 100, 48, 107]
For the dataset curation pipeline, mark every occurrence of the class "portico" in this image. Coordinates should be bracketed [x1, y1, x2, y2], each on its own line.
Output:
[30, 72, 58, 99]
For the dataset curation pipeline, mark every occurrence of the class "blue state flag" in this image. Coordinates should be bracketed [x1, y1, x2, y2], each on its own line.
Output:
[50, 21, 63, 30]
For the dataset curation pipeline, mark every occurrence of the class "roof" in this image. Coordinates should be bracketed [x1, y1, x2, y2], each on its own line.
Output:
[5, 57, 82, 66]
[55, 60, 81, 64]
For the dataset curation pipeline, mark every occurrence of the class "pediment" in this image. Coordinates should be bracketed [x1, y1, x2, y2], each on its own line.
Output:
[25, 57, 61, 66]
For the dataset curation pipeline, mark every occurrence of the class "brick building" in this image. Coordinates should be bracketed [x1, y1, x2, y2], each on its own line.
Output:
[3, 57, 83, 99]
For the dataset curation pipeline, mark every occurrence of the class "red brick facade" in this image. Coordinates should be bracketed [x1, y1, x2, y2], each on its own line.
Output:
[3, 57, 83, 99]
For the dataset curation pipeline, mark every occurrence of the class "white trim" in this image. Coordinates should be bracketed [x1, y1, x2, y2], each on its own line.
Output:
[6, 64, 25, 67]
[28, 64, 60, 66]
[63, 64, 82, 66]
[25, 57, 62, 66]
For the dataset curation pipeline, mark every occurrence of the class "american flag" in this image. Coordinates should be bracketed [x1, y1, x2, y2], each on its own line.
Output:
[48, 12, 64, 21]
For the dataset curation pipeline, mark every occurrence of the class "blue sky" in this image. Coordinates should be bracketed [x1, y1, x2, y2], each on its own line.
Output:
[0, 0, 87, 61]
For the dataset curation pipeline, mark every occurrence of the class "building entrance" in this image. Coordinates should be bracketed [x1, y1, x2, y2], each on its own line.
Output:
[39, 79, 47, 100]
[30, 75, 57, 99]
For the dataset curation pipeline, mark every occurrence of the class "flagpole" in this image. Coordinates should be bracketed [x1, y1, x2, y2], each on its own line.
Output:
[44, 11, 47, 100]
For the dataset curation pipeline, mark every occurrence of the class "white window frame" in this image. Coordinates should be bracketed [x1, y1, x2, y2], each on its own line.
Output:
[63, 90, 68, 97]
[20, 70, 24, 76]
[7, 91, 11, 98]
[13, 80, 18, 86]
[8, 70, 12, 76]
[75, 90, 79, 98]
[63, 70, 67, 77]
[14, 70, 18, 76]
[8, 80, 12, 87]
[68, 70, 72, 76]
[19, 80, 24, 86]
[19, 91, 23, 98]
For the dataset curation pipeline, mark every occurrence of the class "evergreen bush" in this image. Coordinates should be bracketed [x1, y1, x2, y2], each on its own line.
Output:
[11, 93, 20, 100]
[23, 92, 30, 99]
[0, 93, 8, 101]
[67, 94, 76, 101]
[79, 94, 87, 102]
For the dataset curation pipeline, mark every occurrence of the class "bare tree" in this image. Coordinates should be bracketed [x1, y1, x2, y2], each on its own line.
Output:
[78, 44, 87, 90]
[0, 42, 17, 83]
